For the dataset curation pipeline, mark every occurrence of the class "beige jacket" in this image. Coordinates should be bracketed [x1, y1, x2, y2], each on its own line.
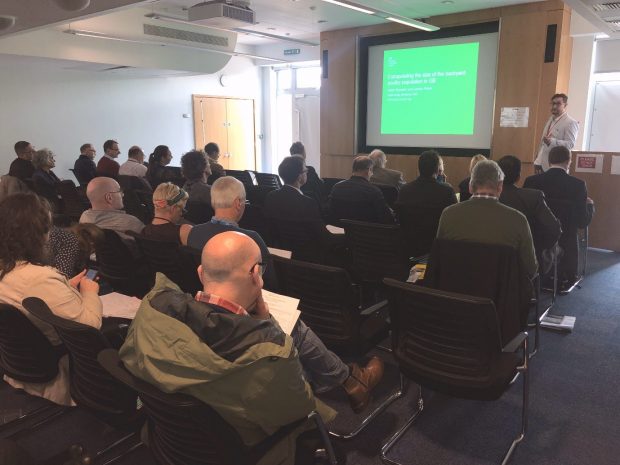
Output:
[0, 262, 102, 405]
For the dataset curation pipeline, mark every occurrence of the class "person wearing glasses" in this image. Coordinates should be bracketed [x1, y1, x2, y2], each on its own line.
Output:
[533, 93, 579, 173]
[96, 139, 121, 178]
[142, 182, 192, 246]
[80, 177, 144, 243]
[8, 140, 36, 182]
[120, 230, 384, 462]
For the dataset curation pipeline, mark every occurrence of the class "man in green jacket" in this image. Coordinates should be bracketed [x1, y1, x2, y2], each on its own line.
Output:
[120, 231, 383, 463]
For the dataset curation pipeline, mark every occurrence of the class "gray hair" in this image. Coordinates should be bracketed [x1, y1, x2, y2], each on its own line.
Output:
[32, 148, 54, 169]
[470, 160, 505, 192]
[211, 176, 246, 209]
[369, 149, 386, 168]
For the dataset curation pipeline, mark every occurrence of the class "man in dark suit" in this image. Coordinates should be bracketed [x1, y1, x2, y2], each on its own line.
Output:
[497, 155, 561, 255]
[523, 146, 594, 287]
[73, 143, 97, 186]
[397, 150, 457, 209]
[328, 155, 394, 224]
[290, 141, 325, 209]
[264, 156, 341, 258]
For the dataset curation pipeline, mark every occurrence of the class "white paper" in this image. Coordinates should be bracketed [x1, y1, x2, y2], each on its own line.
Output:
[611, 156, 620, 175]
[268, 247, 292, 259]
[262, 289, 301, 335]
[575, 153, 604, 174]
[500, 107, 529, 128]
[326, 224, 345, 235]
[101, 292, 142, 319]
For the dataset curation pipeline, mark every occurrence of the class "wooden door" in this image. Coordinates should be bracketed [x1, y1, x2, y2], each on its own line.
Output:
[192, 96, 229, 168]
[226, 98, 256, 170]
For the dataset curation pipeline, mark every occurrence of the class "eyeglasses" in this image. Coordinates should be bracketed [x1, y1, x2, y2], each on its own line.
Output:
[249, 261, 266, 276]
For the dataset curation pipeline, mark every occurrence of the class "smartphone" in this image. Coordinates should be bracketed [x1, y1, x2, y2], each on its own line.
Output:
[85, 269, 98, 280]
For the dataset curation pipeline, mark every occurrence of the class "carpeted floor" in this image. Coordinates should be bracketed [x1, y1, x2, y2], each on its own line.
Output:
[2, 248, 619, 464]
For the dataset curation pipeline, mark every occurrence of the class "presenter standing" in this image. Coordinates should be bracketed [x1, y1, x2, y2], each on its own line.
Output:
[534, 93, 579, 173]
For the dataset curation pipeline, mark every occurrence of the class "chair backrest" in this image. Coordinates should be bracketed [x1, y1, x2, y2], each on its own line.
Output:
[383, 278, 504, 397]
[375, 184, 399, 208]
[118, 175, 153, 193]
[122, 189, 154, 224]
[425, 239, 531, 344]
[132, 234, 201, 294]
[329, 198, 382, 226]
[95, 229, 135, 280]
[238, 204, 273, 246]
[22, 298, 138, 417]
[271, 256, 361, 349]
[226, 170, 255, 192]
[0, 304, 61, 383]
[269, 219, 325, 263]
[341, 219, 411, 284]
[321, 178, 344, 199]
[97, 349, 248, 465]
[246, 185, 276, 208]
[56, 180, 89, 220]
[254, 172, 282, 189]
[184, 200, 215, 225]
[395, 203, 445, 258]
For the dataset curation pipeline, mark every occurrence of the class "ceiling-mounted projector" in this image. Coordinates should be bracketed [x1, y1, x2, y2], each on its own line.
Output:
[188, 1, 255, 28]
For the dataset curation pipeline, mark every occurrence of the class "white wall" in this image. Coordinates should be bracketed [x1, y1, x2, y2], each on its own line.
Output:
[0, 54, 263, 180]
[567, 35, 595, 150]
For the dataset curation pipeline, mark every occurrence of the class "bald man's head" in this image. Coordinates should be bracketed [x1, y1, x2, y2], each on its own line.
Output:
[201, 231, 261, 284]
[86, 177, 123, 211]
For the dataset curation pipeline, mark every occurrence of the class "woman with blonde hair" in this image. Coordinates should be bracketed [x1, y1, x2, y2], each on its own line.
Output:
[142, 182, 192, 245]
[458, 154, 487, 201]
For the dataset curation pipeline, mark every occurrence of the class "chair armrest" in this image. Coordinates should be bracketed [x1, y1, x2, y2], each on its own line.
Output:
[409, 254, 429, 265]
[360, 299, 388, 316]
[502, 331, 528, 353]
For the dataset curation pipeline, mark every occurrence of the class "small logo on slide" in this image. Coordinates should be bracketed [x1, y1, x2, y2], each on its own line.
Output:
[387, 57, 397, 67]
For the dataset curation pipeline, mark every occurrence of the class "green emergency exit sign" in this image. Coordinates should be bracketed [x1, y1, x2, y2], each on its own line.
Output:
[284, 48, 301, 55]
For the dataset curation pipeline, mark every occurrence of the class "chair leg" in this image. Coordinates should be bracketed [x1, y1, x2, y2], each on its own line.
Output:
[380, 380, 423, 465]
[528, 277, 540, 359]
[309, 411, 339, 465]
[502, 340, 529, 465]
[329, 373, 406, 440]
[95, 431, 143, 465]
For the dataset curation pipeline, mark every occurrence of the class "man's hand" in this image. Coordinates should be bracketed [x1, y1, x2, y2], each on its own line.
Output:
[248, 293, 270, 320]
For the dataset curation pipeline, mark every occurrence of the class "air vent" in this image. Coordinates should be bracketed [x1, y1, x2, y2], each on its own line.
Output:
[188, 1, 255, 28]
[143, 23, 229, 47]
[223, 4, 253, 23]
[592, 2, 620, 11]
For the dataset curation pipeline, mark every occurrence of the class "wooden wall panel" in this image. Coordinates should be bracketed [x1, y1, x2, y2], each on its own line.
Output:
[320, 0, 573, 178]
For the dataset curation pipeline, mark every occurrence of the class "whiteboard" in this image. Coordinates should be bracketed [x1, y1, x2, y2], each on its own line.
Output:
[588, 80, 620, 151]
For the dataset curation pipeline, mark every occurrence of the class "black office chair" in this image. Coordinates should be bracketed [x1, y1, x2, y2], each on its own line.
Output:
[246, 185, 276, 207]
[226, 170, 255, 193]
[55, 180, 89, 220]
[394, 203, 446, 259]
[131, 234, 202, 295]
[328, 198, 386, 227]
[97, 349, 338, 465]
[22, 297, 143, 461]
[341, 219, 411, 299]
[239, 204, 274, 246]
[381, 279, 529, 465]
[321, 178, 344, 199]
[184, 200, 215, 225]
[254, 172, 282, 189]
[0, 304, 67, 433]
[118, 175, 153, 194]
[122, 189, 154, 225]
[94, 229, 152, 298]
[269, 218, 330, 264]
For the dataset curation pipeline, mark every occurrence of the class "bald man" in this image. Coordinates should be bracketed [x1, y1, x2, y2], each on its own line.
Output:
[120, 231, 384, 457]
[79, 176, 144, 240]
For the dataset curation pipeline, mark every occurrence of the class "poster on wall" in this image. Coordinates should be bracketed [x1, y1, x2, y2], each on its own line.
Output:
[611, 156, 620, 175]
[575, 154, 604, 174]
[499, 107, 529, 128]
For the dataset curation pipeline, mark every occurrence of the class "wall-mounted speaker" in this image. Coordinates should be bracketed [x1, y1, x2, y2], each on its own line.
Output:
[544, 24, 557, 63]
[322, 49, 328, 79]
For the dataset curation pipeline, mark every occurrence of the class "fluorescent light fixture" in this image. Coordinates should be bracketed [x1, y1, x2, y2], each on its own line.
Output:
[320, 0, 375, 15]
[64, 29, 287, 62]
[386, 16, 439, 32]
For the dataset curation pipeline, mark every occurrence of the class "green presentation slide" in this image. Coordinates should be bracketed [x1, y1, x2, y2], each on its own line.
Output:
[381, 42, 479, 135]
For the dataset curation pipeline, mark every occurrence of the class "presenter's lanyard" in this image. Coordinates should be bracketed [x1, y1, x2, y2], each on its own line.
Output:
[545, 112, 566, 138]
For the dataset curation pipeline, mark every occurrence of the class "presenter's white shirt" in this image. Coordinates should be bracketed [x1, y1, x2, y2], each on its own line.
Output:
[119, 158, 148, 177]
[534, 112, 579, 171]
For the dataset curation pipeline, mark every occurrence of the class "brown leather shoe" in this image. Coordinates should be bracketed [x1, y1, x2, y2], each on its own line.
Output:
[342, 356, 384, 413]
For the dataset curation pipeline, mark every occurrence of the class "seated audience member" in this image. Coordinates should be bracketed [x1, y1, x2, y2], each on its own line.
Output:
[146, 145, 176, 189]
[80, 177, 145, 241]
[397, 149, 458, 209]
[9, 141, 35, 182]
[142, 183, 192, 246]
[523, 146, 594, 286]
[458, 154, 486, 201]
[96, 139, 121, 178]
[0, 174, 29, 201]
[47, 226, 81, 278]
[119, 146, 147, 178]
[329, 155, 394, 224]
[368, 149, 405, 189]
[120, 231, 383, 459]
[497, 155, 561, 254]
[188, 176, 277, 290]
[32, 148, 61, 207]
[73, 143, 97, 186]
[264, 156, 341, 248]
[0, 193, 101, 405]
[290, 141, 325, 207]
[204, 142, 225, 179]
[182, 150, 212, 205]
[437, 160, 538, 278]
